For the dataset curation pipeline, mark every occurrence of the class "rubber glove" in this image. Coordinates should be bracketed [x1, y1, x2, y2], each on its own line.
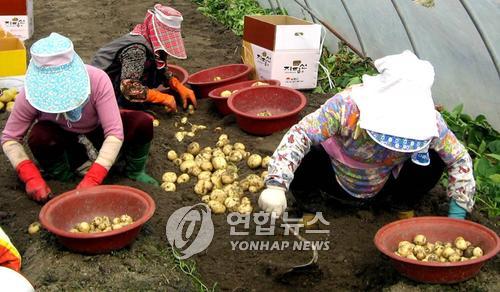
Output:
[169, 77, 197, 109]
[77, 163, 108, 189]
[146, 89, 177, 112]
[258, 186, 287, 217]
[16, 160, 51, 203]
[448, 199, 467, 219]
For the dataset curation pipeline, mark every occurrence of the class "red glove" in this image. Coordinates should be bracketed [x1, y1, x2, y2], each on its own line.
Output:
[16, 160, 51, 203]
[77, 163, 108, 190]
[169, 77, 197, 109]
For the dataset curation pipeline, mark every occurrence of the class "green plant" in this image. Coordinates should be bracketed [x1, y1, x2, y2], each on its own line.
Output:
[170, 248, 217, 292]
[314, 44, 377, 94]
[195, 0, 283, 36]
[441, 105, 500, 218]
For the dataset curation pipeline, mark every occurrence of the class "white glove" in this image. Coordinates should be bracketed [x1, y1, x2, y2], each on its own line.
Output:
[258, 186, 287, 217]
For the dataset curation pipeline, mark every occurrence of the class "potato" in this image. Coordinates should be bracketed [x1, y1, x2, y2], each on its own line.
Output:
[433, 245, 445, 257]
[218, 134, 228, 141]
[424, 242, 435, 254]
[175, 131, 186, 142]
[216, 138, 229, 148]
[6, 101, 15, 112]
[198, 171, 212, 181]
[224, 197, 240, 212]
[211, 176, 223, 189]
[112, 224, 123, 230]
[187, 142, 201, 155]
[208, 200, 226, 214]
[177, 173, 190, 184]
[180, 117, 188, 124]
[181, 153, 195, 161]
[247, 154, 262, 169]
[233, 142, 245, 151]
[162, 182, 176, 192]
[162, 172, 177, 183]
[406, 254, 417, 260]
[221, 144, 233, 156]
[472, 247, 483, 257]
[448, 253, 461, 262]
[198, 195, 209, 204]
[190, 166, 202, 176]
[415, 252, 426, 260]
[200, 161, 213, 172]
[398, 241, 413, 248]
[201, 146, 212, 153]
[413, 234, 427, 246]
[210, 189, 227, 203]
[180, 160, 197, 173]
[413, 245, 425, 255]
[220, 90, 232, 98]
[397, 245, 413, 257]
[173, 158, 183, 166]
[240, 197, 251, 205]
[70, 228, 79, 233]
[28, 222, 41, 235]
[425, 254, 439, 262]
[0, 102, 4, 111]
[212, 149, 225, 157]
[152, 119, 160, 127]
[228, 150, 243, 162]
[77, 222, 91, 233]
[194, 180, 213, 196]
[239, 179, 250, 191]
[0, 88, 17, 102]
[120, 215, 133, 224]
[112, 217, 121, 225]
[261, 156, 271, 168]
[442, 247, 456, 258]
[252, 81, 269, 86]
[212, 157, 227, 170]
[221, 171, 237, 185]
[187, 104, 195, 115]
[238, 203, 253, 215]
[454, 237, 468, 250]
[213, 76, 222, 81]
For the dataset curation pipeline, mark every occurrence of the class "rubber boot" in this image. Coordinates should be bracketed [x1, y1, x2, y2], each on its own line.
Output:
[124, 142, 159, 186]
[42, 152, 75, 182]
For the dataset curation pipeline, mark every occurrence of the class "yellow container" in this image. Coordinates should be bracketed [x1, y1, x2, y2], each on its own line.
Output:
[0, 34, 27, 77]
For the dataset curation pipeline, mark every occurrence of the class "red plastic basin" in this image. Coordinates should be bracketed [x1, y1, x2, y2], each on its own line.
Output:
[39, 185, 155, 254]
[227, 85, 307, 135]
[374, 216, 500, 284]
[208, 79, 280, 115]
[168, 64, 189, 85]
[187, 64, 252, 99]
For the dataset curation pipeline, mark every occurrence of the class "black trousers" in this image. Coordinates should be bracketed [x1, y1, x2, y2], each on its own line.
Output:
[289, 145, 445, 212]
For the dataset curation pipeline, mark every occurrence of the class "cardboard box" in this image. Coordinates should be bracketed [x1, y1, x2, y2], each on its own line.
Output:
[242, 41, 319, 89]
[0, 0, 33, 40]
[0, 29, 27, 77]
[243, 15, 322, 51]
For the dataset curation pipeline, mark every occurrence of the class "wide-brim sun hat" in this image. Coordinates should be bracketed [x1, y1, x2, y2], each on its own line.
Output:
[151, 4, 187, 59]
[25, 32, 90, 113]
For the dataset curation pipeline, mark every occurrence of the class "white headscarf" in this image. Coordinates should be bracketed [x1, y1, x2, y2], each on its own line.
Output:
[350, 50, 439, 141]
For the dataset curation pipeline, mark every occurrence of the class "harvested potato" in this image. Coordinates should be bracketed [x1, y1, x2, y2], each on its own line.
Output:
[241, 197, 251, 205]
[224, 197, 240, 212]
[261, 156, 271, 168]
[238, 203, 253, 214]
[187, 105, 195, 115]
[221, 171, 237, 185]
[152, 119, 160, 127]
[167, 150, 178, 161]
[201, 195, 210, 204]
[198, 171, 212, 181]
[218, 134, 228, 141]
[261, 171, 268, 179]
[112, 224, 123, 230]
[442, 247, 456, 258]
[194, 180, 213, 196]
[173, 158, 183, 166]
[180, 117, 188, 124]
[28, 222, 41, 235]
[228, 150, 243, 162]
[455, 237, 468, 250]
[252, 81, 269, 86]
[233, 142, 245, 151]
[187, 142, 201, 155]
[213, 76, 222, 81]
[175, 131, 186, 142]
[473, 247, 483, 257]
[190, 166, 202, 176]
[210, 189, 227, 203]
[162, 182, 176, 192]
[202, 146, 213, 153]
[212, 157, 227, 170]
[413, 234, 427, 246]
[162, 172, 177, 183]
[180, 160, 197, 173]
[220, 90, 232, 97]
[222, 144, 233, 155]
[216, 138, 229, 148]
[177, 173, 190, 184]
[77, 222, 91, 233]
[247, 154, 262, 169]
[5, 101, 14, 112]
[200, 161, 213, 172]
[208, 200, 226, 214]
[181, 153, 195, 161]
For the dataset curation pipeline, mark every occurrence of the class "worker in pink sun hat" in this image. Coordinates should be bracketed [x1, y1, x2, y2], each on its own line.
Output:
[92, 4, 196, 112]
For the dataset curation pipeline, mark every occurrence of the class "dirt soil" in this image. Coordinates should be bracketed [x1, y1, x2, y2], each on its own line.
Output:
[0, 0, 498, 291]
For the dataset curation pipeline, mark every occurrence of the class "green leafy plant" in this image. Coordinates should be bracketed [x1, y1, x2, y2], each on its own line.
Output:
[441, 105, 500, 218]
[314, 44, 377, 94]
[195, 0, 283, 36]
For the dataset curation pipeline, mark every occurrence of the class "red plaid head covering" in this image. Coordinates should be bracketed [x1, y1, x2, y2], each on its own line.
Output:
[131, 4, 187, 69]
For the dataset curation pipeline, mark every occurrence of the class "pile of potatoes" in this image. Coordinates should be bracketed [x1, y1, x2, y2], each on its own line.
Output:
[70, 214, 134, 233]
[0, 88, 17, 112]
[395, 234, 484, 262]
[173, 116, 206, 142]
[164, 133, 270, 215]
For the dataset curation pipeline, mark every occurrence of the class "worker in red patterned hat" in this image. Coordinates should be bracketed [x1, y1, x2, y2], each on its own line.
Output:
[92, 4, 196, 112]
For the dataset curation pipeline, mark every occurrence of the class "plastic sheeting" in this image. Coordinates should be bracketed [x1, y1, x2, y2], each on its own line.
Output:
[257, 0, 500, 128]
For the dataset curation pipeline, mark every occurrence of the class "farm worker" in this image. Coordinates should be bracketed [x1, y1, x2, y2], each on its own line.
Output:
[91, 4, 196, 111]
[259, 51, 475, 220]
[0, 226, 34, 291]
[1, 33, 159, 203]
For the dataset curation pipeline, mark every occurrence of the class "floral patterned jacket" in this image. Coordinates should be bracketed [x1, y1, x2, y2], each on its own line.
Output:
[265, 91, 476, 212]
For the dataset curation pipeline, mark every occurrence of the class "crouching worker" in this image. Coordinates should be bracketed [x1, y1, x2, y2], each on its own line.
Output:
[259, 51, 475, 219]
[91, 4, 196, 111]
[1, 33, 158, 203]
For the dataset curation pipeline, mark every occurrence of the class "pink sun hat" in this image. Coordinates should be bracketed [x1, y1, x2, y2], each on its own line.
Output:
[131, 4, 187, 65]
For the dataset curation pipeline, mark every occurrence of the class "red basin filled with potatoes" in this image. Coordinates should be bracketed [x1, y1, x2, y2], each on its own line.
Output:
[374, 216, 500, 284]
[187, 64, 252, 99]
[39, 185, 155, 254]
[208, 79, 280, 115]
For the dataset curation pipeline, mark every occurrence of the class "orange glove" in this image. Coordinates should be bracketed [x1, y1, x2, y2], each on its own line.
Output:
[146, 89, 177, 112]
[169, 77, 197, 109]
